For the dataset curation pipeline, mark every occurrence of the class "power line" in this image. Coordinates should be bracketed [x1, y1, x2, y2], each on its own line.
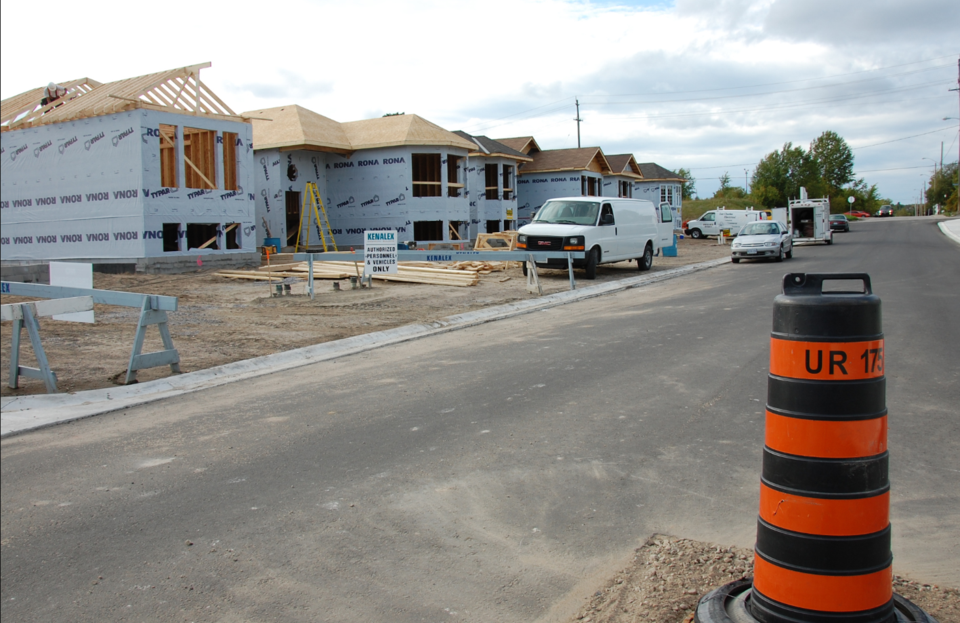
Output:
[464, 54, 958, 134]
[598, 54, 959, 98]
[603, 82, 951, 122]
[582, 64, 954, 107]
[851, 124, 959, 150]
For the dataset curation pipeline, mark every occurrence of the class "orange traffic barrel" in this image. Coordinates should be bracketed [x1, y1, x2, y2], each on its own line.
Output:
[695, 273, 937, 623]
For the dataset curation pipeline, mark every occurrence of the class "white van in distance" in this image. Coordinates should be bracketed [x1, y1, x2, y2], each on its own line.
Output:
[516, 197, 673, 279]
[684, 207, 765, 239]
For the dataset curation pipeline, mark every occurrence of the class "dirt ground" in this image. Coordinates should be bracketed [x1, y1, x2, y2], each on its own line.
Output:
[1, 238, 729, 396]
[563, 535, 958, 623]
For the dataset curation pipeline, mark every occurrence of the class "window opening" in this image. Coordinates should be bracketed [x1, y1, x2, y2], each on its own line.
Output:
[502, 165, 514, 200]
[285, 191, 301, 245]
[162, 223, 181, 252]
[447, 155, 463, 198]
[582, 176, 599, 196]
[186, 223, 220, 250]
[222, 132, 238, 191]
[413, 220, 443, 240]
[225, 223, 240, 249]
[619, 180, 632, 198]
[412, 154, 442, 197]
[448, 221, 464, 240]
[485, 164, 499, 200]
[504, 220, 514, 231]
[486, 220, 501, 234]
[159, 124, 178, 188]
[183, 127, 217, 190]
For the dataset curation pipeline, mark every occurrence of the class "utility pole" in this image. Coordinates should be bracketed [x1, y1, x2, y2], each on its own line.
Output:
[574, 99, 583, 149]
[744, 169, 749, 194]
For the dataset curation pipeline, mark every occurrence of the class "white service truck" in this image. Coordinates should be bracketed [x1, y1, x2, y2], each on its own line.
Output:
[773, 188, 833, 245]
[683, 207, 765, 239]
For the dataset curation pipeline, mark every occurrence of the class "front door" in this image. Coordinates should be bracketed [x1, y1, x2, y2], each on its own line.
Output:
[597, 202, 619, 259]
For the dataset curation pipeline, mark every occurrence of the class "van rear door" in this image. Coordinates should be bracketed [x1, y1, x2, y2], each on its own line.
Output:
[657, 203, 674, 249]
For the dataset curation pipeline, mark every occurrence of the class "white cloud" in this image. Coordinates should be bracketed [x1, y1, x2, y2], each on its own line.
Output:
[1, 0, 957, 202]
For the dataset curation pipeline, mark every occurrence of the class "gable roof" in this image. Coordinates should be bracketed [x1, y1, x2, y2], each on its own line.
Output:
[341, 114, 477, 151]
[605, 154, 643, 179]
[519, 147, 612, 175]
[1, 63, 242, 132]
[452, 131, 533, 162]
[495, 136, 541, 155]
[637, 163, 685, 181]
[243, 105, 353, 155]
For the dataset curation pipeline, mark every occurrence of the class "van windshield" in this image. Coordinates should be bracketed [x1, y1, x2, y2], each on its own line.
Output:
[533, 201, 600, 225]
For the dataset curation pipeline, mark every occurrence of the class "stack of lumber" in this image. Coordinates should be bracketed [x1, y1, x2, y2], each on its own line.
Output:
[317, 262, 478, 287]
[214, 263, 353, 281]
[215, 261, 482, 286]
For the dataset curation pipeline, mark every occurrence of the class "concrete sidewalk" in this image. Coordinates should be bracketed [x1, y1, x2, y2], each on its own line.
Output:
[1, 257, 730, 438]
[939, 217, 960, 245]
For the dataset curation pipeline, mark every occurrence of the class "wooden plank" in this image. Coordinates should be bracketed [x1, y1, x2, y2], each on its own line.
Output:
[1, 296, 94, 321]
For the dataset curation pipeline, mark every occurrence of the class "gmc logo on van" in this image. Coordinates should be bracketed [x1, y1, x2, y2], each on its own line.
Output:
[537, 240, 551, 246]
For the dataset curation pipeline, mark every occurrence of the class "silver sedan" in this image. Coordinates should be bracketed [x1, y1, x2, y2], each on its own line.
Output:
[730, 221, 793, 263]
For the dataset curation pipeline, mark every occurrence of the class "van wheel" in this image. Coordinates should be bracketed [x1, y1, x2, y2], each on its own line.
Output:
[637, 243, 653, 271]
[690, 229, 703, 240]
[585, 248, 598, 280]
[731, 257, 740, 264]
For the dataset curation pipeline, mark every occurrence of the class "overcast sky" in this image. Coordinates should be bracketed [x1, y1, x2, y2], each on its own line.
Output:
[2, 0, 957, 203]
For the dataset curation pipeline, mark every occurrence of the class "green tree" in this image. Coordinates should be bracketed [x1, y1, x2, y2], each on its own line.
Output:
[809, 131, 854, 195]
[713, 172, 731, 198]
[925, 163, 958, 215]
[832, 180, 886, 214]
[750, 142, 824, 208]
[675, 168, 696, 200]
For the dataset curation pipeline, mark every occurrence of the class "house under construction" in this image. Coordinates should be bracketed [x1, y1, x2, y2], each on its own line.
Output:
[0, 63, 256, 276]
[245, 106, 533, 248]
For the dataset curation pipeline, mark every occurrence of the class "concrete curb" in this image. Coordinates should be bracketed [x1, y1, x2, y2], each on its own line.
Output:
[938, 219, 960, 246]
[1, 257, 730, 438]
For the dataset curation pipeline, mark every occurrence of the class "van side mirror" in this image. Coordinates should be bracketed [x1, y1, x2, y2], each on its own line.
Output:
[600, 213, 615, 225]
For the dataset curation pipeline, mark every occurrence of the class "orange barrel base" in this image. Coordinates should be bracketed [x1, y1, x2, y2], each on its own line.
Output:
[695, 579, 939, 623]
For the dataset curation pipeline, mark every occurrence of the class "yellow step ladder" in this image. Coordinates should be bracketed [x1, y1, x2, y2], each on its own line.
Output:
[295, 182, 338, 252]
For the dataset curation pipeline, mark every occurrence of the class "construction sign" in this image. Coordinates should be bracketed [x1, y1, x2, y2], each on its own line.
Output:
[364, 230, 397, 275]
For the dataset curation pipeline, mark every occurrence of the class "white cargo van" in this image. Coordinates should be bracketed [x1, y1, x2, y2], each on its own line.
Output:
[517, 197, 672, 279]
[684, 207, 764, 239]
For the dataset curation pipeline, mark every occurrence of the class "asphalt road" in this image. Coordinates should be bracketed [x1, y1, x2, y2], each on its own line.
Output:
[2, 217, 957, 622]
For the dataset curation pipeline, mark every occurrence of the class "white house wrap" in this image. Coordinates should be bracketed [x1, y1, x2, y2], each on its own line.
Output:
[1, 63, 256, 268]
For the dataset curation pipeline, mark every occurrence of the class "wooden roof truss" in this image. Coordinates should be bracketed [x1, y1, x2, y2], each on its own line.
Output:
[1, 77, 102, 128]
[1, 63, 241, 132]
